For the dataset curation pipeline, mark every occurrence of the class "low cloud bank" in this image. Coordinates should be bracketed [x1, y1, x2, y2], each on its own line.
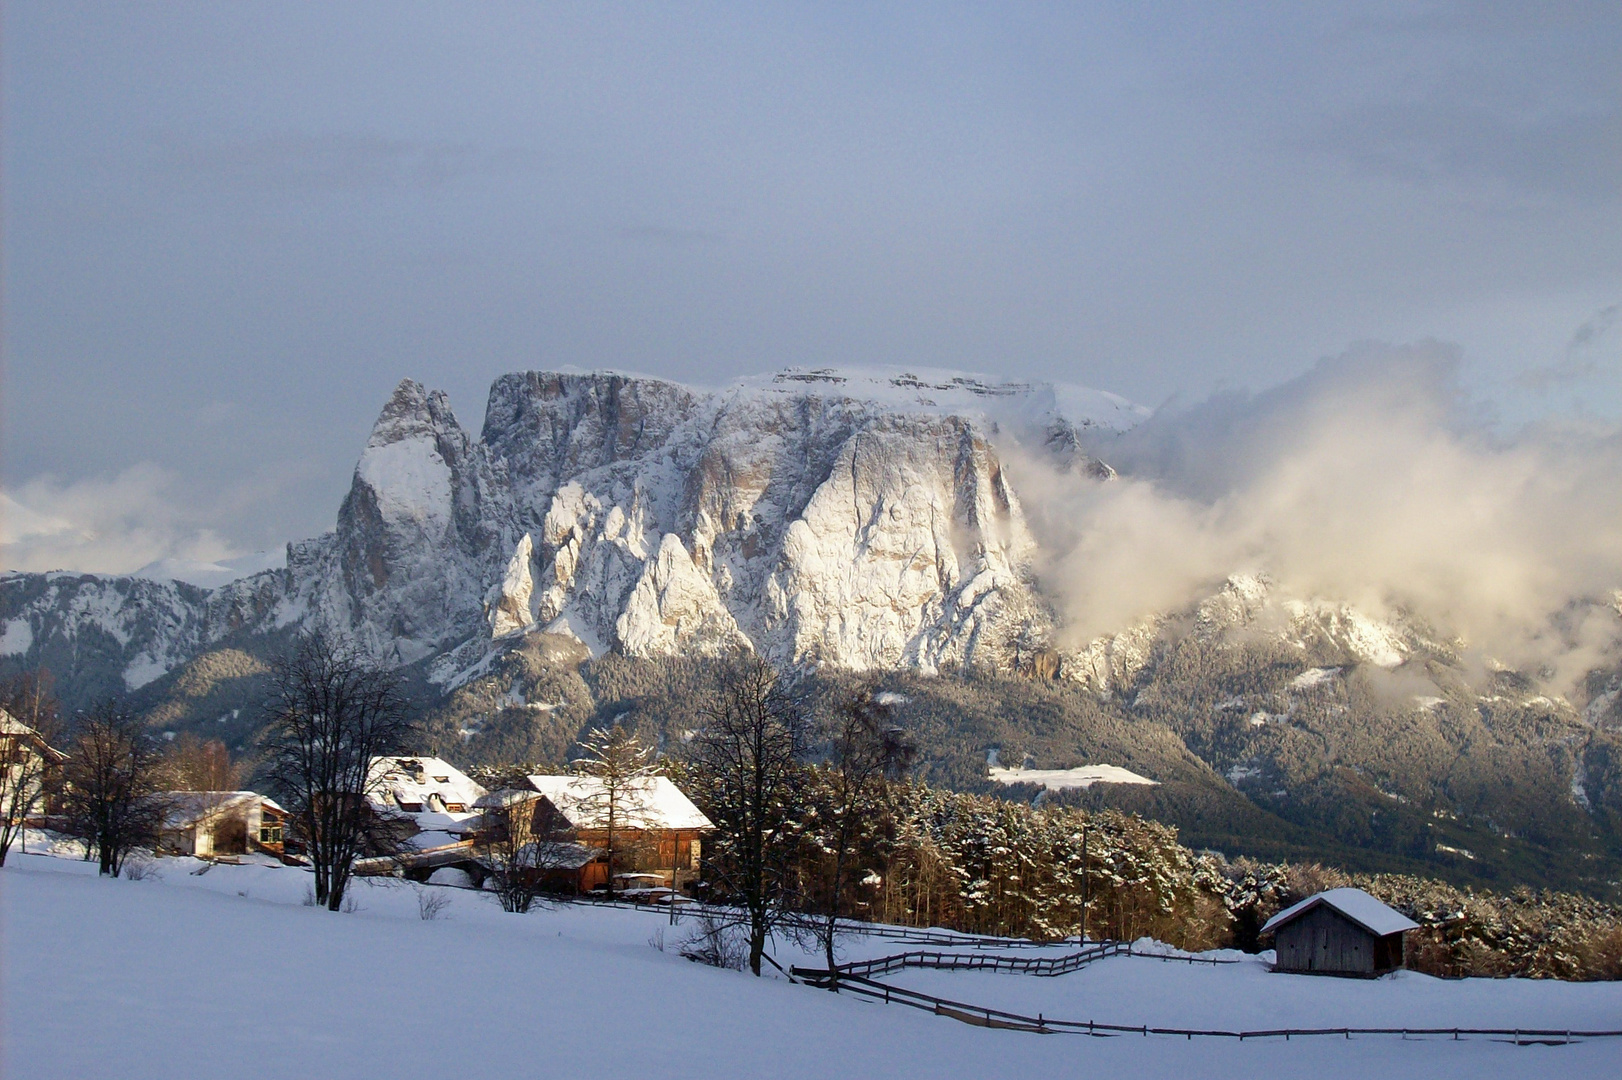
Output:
[1013, 342, 1622, 686]
[0, 465, 242, 582]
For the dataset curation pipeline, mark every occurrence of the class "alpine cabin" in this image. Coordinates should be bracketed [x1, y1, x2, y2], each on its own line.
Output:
[1262, 887, 1418, 977]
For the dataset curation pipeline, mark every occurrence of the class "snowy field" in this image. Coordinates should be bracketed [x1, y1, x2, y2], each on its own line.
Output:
[6, 850, 1621, 1079]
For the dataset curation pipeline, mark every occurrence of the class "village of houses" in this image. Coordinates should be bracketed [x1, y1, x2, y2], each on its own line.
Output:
[144, 751, 1424, 982]
[155, 753, 713, 901]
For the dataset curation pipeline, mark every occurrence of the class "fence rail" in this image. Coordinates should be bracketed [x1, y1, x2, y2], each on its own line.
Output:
[795, 941, 1130, 981]
[793, 940, 1234, 982]
[813, 973, 1622, 1044]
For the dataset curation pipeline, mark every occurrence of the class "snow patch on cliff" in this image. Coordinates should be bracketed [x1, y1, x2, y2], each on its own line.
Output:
[0, 618, 32, 656]
[356, 436, 454, 528]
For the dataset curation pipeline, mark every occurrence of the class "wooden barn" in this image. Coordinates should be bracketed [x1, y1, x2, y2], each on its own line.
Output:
[517, 775, 713, 893]
[1262, 887, 1418, 977]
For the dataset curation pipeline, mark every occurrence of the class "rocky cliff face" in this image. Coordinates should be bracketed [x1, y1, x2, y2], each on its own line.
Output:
[1, 367, 1140, 694]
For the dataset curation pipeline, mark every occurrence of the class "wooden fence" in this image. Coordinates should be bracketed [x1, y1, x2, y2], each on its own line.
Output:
[805, 972, 1622, 1044]
[793, 940, 1233, 982]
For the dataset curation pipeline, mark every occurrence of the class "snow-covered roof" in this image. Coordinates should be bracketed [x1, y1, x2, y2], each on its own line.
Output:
[515, 841, 603, 870]
[0, 708, 36, 736]
[472, 788, 542, 810]
[367, 756, 487, 816]
[405, 829, 465, 851]
[1261, 887, 1420, 938]
[0, 708, 64, 759]
[156, 791, 284, 830]
[524, 774, 713, 832]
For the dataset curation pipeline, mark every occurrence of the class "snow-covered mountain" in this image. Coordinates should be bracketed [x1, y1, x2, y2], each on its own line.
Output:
[0, 367, 1144, 696]
[10, 366, 1622, 893]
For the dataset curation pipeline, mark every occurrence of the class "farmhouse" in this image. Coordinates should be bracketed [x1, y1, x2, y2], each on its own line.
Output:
[355, 756, 489, 875]
[1262, 887, 1418, 977]
[475, 801, 609, 894]
[515, 774, 713, 894]
[156, 792, 288, 859]
[0, 708, 65, 824]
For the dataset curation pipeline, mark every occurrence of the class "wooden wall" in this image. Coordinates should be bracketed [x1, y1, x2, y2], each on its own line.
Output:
[1273, 905, 1404, 976]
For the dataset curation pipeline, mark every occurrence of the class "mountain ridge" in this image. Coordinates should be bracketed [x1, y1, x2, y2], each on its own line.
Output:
[6, 366, 1622, 896]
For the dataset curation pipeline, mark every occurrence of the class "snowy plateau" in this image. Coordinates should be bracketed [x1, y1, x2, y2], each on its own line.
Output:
[6, 848, 1619, 1080]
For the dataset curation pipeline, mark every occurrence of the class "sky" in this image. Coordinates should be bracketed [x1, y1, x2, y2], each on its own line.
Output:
[3, 1, 1620, 576]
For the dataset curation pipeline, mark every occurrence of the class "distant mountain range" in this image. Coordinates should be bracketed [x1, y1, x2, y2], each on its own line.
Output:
[5, 366, 1620, 896]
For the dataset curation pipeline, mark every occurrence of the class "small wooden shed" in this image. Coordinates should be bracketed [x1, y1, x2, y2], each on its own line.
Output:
[1262, 887, 1418, 977]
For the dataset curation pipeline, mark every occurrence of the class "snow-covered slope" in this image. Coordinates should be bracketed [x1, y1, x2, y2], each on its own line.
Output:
[1060, 573, 1444, 697]
[0, 367, 1137, 691]
[8, 852, 1617, 1080]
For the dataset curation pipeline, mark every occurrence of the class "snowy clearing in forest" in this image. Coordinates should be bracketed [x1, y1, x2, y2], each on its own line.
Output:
[989, 763, 1159, 789]
[5, 850, 1619, 1079]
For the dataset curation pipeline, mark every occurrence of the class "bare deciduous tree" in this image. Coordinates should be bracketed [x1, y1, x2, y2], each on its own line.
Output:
[260, 635, 412, 911]
[813, 690, 914, 988]
[476, 791, 575, 913]
[687, 655, 808, 976]
[0, 669, 64, 866]
[160, 733, 244, 791]
[572, 725, 655, 898]
[61, 701, 166, 876]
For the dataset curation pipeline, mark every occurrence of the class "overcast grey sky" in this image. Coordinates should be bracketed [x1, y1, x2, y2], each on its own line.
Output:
[3, 2, 1619, 573]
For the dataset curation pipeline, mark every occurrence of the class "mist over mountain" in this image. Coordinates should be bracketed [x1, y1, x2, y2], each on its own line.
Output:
[1022, 342, 1622, 691]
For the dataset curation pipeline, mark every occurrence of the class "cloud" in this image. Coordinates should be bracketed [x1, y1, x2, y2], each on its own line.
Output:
[0, 465, 240, 577]
[1519, 302, 1622, 389]
[1009, 342, 1622, 685]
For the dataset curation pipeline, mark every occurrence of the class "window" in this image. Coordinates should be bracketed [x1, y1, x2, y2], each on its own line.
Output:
[259, 821, 283, 845]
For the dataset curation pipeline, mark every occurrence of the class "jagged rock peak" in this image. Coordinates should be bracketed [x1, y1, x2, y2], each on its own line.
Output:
[369, 378, 467, 447]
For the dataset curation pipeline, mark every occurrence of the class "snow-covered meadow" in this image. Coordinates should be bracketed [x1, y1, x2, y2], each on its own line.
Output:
[5, 848, 1620, 1079]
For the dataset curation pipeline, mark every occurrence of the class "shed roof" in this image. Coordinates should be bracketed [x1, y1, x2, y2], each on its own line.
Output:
[1261, 887, 1420, 938]
[524, 774, 713, 832]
